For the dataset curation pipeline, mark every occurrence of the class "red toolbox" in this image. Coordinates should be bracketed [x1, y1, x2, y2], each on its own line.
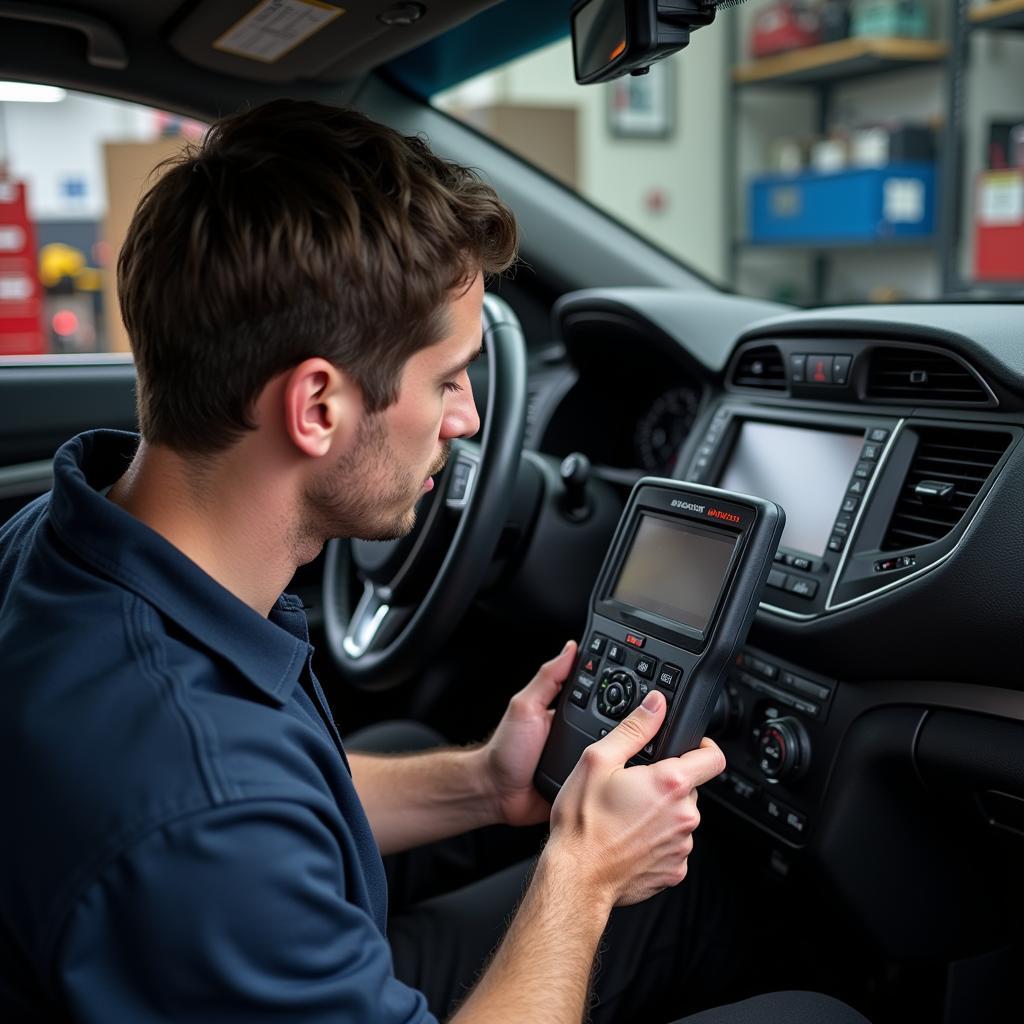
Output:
[0, 180, 44, 356]
[974, 170, 1024, 282]
[751, 1, 822, 59]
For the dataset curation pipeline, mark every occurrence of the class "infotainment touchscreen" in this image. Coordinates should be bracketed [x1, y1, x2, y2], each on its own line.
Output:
[611, 516, 738, 635]
[718, 422, 862, 557]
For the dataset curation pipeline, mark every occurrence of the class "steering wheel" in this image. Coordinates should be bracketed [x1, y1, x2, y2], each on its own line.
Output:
[322, 293, 527, 691]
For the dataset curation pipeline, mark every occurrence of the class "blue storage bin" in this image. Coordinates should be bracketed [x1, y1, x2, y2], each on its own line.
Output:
[749, 163, 936, 244]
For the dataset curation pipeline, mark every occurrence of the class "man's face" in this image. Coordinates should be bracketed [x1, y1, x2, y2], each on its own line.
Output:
[305, 272, 484, 541]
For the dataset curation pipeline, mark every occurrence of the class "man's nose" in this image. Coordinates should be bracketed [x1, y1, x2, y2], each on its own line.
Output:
[441, 376, 480, 440]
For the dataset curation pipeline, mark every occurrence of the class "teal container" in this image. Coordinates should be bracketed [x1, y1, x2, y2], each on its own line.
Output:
[851, 0, 928, 39]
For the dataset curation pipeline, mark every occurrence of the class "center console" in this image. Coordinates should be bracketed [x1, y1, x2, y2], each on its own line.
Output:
[671, 348, 1018, 844]
[706, 644, 837, 846]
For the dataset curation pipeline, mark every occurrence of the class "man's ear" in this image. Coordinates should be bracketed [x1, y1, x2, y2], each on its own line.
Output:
[282, 358, 356, 458]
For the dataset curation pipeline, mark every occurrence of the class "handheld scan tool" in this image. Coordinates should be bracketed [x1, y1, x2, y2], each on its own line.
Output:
[536, 479, 784, 799]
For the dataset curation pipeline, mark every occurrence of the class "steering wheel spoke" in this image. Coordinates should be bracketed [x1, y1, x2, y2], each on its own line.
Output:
[340, 581, 392, 659]
[442, 440, 480, 511]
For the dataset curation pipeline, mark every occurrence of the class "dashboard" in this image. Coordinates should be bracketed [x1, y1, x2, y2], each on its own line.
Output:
[525, 289, 1024, 961]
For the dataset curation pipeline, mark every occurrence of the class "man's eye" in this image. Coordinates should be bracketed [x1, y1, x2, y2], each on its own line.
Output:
[442, 381, 463, 394]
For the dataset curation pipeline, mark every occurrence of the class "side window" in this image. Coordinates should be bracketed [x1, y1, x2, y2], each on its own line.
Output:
[0, 84, 204, 360]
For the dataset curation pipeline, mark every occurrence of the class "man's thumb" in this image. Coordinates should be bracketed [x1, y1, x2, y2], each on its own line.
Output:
[598, 689, 666, 764]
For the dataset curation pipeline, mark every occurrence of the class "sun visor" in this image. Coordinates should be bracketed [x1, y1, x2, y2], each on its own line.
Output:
[167, 0, 502, 84]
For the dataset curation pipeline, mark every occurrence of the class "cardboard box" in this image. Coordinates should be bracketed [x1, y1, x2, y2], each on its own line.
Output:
[102, 137, 192, 353]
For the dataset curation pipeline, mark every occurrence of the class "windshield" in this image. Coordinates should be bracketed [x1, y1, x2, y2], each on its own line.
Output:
[427, 2, 1024, 307]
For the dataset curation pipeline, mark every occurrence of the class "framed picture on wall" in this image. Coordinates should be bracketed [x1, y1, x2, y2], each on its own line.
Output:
[607, 61, 675, 139]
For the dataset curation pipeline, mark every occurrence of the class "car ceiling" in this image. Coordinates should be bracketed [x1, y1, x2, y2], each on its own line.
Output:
[0, 0, 534, 120]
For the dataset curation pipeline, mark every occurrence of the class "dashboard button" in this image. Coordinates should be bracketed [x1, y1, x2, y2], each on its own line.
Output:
[635, 654, 657, 679]
[789, 354, 806, 383]
[833, 513, 853, 532]
[853, 461, 874, 480]
[792, 698, 820, 718]
[784, 808, 807, 834]
[767, 568, 789, 590]
[860, 442, 880, 460]
[782, 672, 831, 702]
[808, 354, 832, 384]
[827, 533, 847, 552]
[841, 496, 859, 513]
[868, 427, 890, 443]
[570, 678, 593, 708]
[832, 355, 852, 385]
[847, 479, 866, 496]
[587, 634, 607, 655]
[580, 655, 599, 676]
[657, 664, 682, 690]
[606, 642, 625, 664]
[746, 655, 779, 681]
[787, 555, 812, 571]
[728, 773, 759, 802]
[786, 576, 818, 599]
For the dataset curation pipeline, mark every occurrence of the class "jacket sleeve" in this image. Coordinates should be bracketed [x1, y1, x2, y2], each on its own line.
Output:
[55, 799, 438, 1024]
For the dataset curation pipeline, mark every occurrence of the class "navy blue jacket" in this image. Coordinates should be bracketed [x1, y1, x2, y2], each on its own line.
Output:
[0, 430, 435, 1023]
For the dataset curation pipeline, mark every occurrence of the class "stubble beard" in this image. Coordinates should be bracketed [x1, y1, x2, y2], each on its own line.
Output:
[302, 412, 451, 548]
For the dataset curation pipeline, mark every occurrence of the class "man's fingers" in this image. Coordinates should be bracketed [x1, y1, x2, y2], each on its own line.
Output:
[595, 690, 667, 764]
[665, 737, 727, 789]
[526, 640, 577, 704]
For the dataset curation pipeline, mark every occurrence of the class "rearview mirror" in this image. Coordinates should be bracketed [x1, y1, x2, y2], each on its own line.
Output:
[571, 0, 719, 84]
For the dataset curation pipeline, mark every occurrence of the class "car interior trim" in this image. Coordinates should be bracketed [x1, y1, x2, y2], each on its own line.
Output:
[0, 460, 53, 500]
[822, 418, 906, 611]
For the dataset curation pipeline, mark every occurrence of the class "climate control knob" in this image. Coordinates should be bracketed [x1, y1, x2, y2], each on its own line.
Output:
[757, 716, 811, 782]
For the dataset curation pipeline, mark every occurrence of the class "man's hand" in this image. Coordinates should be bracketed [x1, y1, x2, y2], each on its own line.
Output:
[550, 689, 726, 907]
[482, 640, 577, 827]
[452, 688, 727, 1024]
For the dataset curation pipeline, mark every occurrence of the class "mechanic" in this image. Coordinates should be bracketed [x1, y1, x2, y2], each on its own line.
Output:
[0, 99, 868, 1024]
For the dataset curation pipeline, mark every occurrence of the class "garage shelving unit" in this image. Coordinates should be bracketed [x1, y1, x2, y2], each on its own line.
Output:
[944, 0, 1024, 295]
[968, 0, 1024, 31]
[725, 1, 1024, 303]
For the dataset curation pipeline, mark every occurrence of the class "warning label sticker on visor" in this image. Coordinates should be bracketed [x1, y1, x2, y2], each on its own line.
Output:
[214, 0, 345, 64]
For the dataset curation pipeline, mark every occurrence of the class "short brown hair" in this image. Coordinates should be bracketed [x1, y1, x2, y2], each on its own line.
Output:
[118, 99, 517, 454]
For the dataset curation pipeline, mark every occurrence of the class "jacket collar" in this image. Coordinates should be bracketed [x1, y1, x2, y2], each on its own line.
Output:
[48, 430, 308, 705]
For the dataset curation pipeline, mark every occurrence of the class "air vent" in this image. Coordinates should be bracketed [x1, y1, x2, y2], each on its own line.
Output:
[882, 427, 1011, 550]
[868, 347, 990, 404]
[731, 345, 786, 390]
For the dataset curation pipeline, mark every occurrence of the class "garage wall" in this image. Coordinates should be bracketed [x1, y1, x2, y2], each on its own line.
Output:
[437, 33, 730, 287]
[2, 92, 155, 222]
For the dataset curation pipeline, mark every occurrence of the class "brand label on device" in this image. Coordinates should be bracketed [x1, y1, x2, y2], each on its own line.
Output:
[671, 498, 743, 526]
